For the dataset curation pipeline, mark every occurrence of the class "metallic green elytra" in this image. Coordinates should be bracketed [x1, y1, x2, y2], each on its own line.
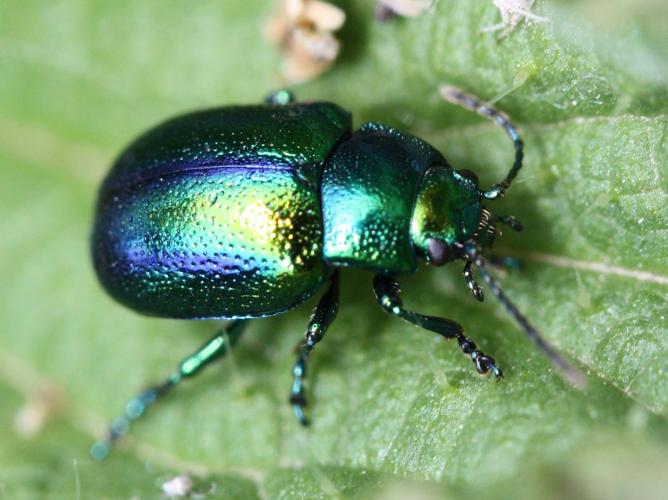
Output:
[93, 103, 350, 318]
[92, 102, 486, 317]
[90, 89, 583, 460]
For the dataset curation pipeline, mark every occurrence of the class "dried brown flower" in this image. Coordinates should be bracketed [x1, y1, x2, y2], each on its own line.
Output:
[266, 0, 346, 83]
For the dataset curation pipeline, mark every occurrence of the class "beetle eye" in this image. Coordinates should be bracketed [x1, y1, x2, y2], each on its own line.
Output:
[427, 238, 451, 266]
[457, 169, 479, 184]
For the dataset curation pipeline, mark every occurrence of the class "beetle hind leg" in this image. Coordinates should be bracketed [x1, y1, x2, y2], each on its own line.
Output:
[373, 274, 503, 379]
[90, 320, 248, 460]
[290, 270, 340, 426]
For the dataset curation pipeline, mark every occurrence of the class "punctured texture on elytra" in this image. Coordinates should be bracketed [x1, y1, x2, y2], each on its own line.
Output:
[92, 103, 351, 319]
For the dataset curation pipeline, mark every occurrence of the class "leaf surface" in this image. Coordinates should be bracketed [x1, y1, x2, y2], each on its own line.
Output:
[0, 0, 667, 498]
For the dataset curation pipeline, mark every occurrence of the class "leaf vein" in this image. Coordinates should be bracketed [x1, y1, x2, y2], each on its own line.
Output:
[515, 251, 668, 285]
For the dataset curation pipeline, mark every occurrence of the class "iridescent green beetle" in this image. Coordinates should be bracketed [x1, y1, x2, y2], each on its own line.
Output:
[91, 88, 581, 459]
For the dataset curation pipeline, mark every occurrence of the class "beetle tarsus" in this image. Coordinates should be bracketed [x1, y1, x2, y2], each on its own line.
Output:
[290, 390, 311, 426]
[289, 271, 340, 426]
[463, 260, 484, 301]
[291, 357, 311, 426]
[470, 350, 503, 379]
[90, 377, 178, 460]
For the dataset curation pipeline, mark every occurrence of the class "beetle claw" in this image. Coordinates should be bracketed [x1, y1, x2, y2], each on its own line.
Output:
[487, 358, 504, 379]
[473, 352, 503, 379]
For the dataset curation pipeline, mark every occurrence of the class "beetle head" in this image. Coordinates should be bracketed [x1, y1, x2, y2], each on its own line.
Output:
[410, 166, 505, 266]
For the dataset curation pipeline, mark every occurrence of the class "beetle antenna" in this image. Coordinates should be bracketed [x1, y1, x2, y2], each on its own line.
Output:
[439, 85, 523, 200]
[461, 245, 586, 388]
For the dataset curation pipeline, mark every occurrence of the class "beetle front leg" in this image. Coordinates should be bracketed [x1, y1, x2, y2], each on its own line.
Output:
[373, 274, 502, 379]
[91, 320, 248, 460]
[463, 260, 484, 302]
[290, 270, 340, 426]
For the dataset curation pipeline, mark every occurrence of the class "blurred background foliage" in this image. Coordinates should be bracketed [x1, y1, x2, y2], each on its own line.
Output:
[0, 0, 667, 498]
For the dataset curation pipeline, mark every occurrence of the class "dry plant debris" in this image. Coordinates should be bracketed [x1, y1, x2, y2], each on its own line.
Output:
[266, 0, 346, 83]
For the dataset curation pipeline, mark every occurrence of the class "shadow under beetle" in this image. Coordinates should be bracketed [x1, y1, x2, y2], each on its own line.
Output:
[90, 87, 583, 459]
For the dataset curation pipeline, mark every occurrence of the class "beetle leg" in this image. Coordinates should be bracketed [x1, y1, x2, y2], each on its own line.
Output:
[265, 89, 296, 105]
[290, 270, 340, 426]
[90, 320, 248, 460]
[463, 245, 586, 388]
[373, 274, 503, 379]
[495, 214, 523, 232]
[463, 260, 484, 302]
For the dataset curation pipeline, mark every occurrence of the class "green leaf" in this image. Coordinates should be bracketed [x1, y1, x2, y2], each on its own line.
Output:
[1, 0, 667, 498]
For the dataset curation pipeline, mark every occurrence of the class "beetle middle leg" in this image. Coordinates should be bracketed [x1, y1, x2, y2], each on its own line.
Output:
[91, 320, 248, 460]
[373, 274, 503, 379]
[265, 89, 296, 105]
[290, 270, 340, 426]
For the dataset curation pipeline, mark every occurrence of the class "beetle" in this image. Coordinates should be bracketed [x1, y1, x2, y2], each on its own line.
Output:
[90, 87, 581, 459]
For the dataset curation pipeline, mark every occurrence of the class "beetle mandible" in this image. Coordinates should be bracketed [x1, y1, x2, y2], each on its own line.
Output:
[90, 88, 582, 459]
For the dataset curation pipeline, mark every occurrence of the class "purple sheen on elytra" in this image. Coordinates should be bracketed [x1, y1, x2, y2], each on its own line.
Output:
[95, 165, 326, 319]
[92, 103, 352, 319]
